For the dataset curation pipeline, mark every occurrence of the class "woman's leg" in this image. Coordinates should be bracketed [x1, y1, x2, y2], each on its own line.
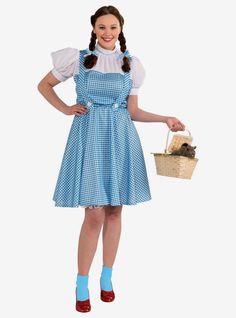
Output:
[102, 205, 123, 267]
[76, 207, 105, 308]
[77, 207, 105, 275]
[99, 205, 122, 297]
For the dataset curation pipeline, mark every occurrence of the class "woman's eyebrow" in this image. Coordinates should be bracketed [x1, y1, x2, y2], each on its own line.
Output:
[98, 24, 118, 26]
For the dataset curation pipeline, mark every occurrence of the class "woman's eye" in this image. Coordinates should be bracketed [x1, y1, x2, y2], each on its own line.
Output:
[99, 27, 117, 30]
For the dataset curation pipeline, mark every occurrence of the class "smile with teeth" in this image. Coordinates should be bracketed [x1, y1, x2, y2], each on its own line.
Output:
[102, 37, 113, 42]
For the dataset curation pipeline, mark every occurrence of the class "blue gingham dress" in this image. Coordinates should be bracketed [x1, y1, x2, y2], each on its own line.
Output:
[52, 49, 152, 208]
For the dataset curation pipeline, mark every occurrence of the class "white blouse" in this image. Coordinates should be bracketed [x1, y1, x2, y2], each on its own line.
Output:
[51, 43, 145, 95]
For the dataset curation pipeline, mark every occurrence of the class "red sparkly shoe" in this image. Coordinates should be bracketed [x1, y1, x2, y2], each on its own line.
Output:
[100, 282, 115, 302]
[75, 288, 91, 312]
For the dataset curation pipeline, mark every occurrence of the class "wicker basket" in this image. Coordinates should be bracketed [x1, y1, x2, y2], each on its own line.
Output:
[151, 129, 198, 179]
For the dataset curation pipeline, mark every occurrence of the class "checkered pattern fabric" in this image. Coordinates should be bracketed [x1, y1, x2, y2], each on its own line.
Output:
[52, 49, 152, 208]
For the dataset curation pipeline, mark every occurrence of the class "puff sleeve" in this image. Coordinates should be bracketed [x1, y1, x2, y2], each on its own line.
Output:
[51, 47, 79, 81]
[129, 56, 146, 95]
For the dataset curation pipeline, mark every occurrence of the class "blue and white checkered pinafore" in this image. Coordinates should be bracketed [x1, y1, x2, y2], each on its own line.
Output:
[52, 49, 152, 208]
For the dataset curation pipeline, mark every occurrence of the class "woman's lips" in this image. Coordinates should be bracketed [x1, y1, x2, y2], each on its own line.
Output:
[102, 38, 113, 42]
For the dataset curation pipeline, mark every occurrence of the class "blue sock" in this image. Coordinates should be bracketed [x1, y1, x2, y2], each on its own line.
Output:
[76, 274, 89, 301]
[100, 266, 113, 291]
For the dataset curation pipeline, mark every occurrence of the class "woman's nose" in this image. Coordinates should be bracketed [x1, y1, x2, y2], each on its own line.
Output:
[103, 29, 111, 36]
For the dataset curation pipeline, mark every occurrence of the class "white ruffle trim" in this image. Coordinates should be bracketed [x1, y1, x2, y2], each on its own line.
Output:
[81, 205, 105, 210]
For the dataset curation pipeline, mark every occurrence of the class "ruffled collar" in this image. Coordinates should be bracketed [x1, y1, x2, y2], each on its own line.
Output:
[85, 43, 130, 60]
[95, 43, 118, 55]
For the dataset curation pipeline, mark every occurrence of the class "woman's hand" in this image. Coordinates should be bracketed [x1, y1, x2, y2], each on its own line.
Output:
[165, 116, 185, 132]
[62, 104, 89, 116]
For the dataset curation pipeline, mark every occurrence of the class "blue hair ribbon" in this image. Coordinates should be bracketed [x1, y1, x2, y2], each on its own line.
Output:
[117, 50, 131, 61]
[84, 49, 98, 57]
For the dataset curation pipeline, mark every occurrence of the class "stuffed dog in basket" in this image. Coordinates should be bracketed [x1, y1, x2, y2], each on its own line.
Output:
[170, 143, 196, 158]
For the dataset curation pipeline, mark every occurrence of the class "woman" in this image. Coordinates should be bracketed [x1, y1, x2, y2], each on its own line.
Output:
[38, 5, 185, 313]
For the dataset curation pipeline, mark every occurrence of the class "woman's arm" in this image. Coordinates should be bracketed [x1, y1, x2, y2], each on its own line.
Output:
[37, 71, 68, 113]
[37, 71, 88, 116]
[127, 95, 167, 122]
[127, 95, 185, 131]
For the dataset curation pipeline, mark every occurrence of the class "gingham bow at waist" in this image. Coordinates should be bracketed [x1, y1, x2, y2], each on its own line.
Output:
[85, 101, 127, 110]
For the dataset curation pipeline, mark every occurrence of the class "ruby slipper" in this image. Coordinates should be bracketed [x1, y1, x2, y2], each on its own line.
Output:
[75, 288, 91, 312]
[100, 289, 115, 302]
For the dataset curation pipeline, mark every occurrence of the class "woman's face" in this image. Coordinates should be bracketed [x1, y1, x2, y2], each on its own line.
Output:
[93, 14, 121, 50]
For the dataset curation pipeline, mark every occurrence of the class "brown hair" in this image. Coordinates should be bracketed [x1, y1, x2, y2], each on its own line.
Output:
[84, 5, 131, 72]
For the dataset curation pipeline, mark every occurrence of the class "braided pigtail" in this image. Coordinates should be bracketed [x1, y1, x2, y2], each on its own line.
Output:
[118, 31, 131, 73]
[83, 31, 98, 69]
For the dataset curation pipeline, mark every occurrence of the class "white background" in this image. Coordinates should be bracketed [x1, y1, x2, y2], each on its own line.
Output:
[1, 0, 236, 317]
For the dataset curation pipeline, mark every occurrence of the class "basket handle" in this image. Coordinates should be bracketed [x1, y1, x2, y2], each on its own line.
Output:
[164, 129, 191, 153]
